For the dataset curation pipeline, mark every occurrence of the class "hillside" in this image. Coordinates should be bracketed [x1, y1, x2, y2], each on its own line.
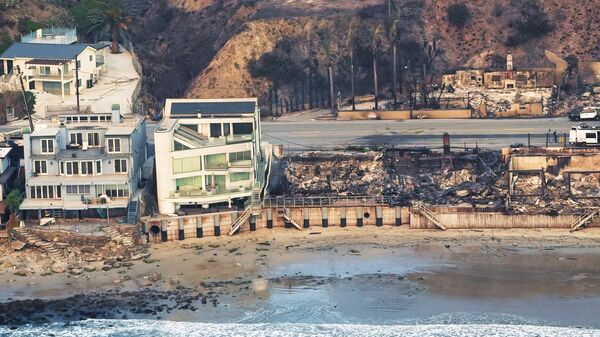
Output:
[179, 0, 600, 108]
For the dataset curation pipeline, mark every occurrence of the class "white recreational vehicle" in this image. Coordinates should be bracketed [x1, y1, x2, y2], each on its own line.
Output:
[569, 124, 600, 146]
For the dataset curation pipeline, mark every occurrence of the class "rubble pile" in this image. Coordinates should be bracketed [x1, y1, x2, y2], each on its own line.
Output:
[6, 226, 149, 275]
[571, 174, 600, 197]
[282, 150, 508, 206]
[440, 86, 553, 116]
[283, 152, 389, 196]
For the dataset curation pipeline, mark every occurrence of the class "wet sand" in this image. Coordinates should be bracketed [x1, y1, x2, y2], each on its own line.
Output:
[2, 227, 600, 327]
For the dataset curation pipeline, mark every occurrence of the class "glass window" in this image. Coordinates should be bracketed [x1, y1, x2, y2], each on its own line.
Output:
[174, 141, 190, 151]
[114, 159, 128, 173]
[41, 139, 54, 154]
[230, 172, 250, 182]
[223, 123, 230, 137]
[172, 157, 201, 174]
[205, 153, 227, 169]
[210, 123, 222, 137]
[33, 160, 47, 174]
[176, 176, 202, 190]
[107, 138, 121, 153]
[233, 123, 253, 135]
[70, 132, 83, 145]
[205, 175, 226, 190]
[88, 132, 100, 146]
[229, 150, 251, 162]
[96, 160, 102, 175]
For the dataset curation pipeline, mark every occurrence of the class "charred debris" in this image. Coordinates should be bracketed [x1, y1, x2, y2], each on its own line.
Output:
[280, 147, 600, 215]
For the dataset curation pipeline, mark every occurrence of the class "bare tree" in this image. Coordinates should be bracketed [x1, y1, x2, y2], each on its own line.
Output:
[368, 24, 386, 110]
[345, 19, 359, 111]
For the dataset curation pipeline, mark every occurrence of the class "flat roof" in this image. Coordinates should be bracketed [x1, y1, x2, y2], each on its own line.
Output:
[0, 43, 94, 60]
[0, 147, 12, 159]
[105, 126, 135, 136]
[30, 127, 59, 137]
[166, 99, 257, 117]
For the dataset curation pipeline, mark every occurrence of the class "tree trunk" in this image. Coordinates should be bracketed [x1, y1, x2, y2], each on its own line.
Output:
[301, 78, 305, 110]
[350, 49, 356, 111]
[328, 65, 335, 112]
[308, 68, 313, 109]
[111, 28, 120, 54]
[373, 56, 379, 110]
[392, 44, 397, 108]
[268, 87, 273, 114]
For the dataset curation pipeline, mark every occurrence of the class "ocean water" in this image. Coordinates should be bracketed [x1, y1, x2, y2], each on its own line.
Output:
[3, 320, 600, 337]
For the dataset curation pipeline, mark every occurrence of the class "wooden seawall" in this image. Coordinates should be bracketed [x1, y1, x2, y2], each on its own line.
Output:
[142, 197, 588, 242]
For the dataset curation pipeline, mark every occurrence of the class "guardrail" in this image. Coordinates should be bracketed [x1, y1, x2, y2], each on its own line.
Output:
[263, 195, 402, 208]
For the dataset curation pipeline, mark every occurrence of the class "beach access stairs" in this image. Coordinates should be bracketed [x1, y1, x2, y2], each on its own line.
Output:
[11, 227, 66, 261]
[103, 226, 136, 249]
[570, 209, 599, 232]
[415, 202, 446, 230]
[229, 185, 263, 236]
[277, 208, 303, 230]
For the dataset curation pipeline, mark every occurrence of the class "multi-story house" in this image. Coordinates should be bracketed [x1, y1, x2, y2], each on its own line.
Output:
[0, 42, 108, 100]
[154, 98, 269, 215]
[20, 106, 147, 219]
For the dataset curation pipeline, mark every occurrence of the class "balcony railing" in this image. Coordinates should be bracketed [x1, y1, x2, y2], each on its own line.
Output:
[29, 69, 75, 81]
[169, 186, 252, 198]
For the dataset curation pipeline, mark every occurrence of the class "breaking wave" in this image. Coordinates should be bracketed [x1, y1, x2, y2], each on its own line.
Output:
[3, 320, 600, 337]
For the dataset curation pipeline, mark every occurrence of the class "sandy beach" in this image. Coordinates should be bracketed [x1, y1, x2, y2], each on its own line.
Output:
[2, 226, 600, 328]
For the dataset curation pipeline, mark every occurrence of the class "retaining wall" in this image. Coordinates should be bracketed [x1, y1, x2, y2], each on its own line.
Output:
[337, 109, 471, 120]
[143, 205, 585, 242]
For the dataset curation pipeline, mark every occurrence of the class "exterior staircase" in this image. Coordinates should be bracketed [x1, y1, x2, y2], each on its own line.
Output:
[415, 202, 446, 230]
[103, 226, 135, 249]
[570, 210, 599, 232]
[228, 207, 252, 236]
[127, 199, 140, 224]
[11, 228, 66, 261]
[277, 208, 302, 230]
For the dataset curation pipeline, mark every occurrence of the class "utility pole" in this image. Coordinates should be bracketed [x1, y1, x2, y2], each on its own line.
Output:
[15, 66, 34, 132]
[75, 55, 80, 112]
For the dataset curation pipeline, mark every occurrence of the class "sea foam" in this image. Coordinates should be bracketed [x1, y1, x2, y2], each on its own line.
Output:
[3, 320, 600, 337]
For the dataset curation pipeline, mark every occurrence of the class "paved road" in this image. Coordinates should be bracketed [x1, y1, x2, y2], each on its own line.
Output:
[136, 117, 593, 152]
[260, 118, 590, 151]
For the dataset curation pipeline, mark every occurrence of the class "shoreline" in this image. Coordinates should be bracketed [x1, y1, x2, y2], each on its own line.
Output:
[2, 227, 600, 327]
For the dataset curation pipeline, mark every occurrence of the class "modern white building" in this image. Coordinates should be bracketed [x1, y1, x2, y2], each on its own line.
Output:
[20, 105, 147, 219]
[0, 42, 108, 100]
[154, 98, 270, 215]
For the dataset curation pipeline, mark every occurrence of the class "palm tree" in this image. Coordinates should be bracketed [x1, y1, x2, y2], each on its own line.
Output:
[369, 24, 385, 110]
[87, 0, 138, 54]
[345, 20, 358, 111]
[385, 19, 401, 108]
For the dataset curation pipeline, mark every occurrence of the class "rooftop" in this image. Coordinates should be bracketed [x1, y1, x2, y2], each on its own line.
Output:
[20, 28, 77, 45]
[0, 43, 94, 60]
[0, 147, 12, 159]
[165, 98, 258, 118]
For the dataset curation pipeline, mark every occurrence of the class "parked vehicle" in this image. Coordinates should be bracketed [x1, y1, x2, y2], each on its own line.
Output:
[569, 123, 600, 146]
[571, 107, 600, 121]
[568, 108, 581, 121]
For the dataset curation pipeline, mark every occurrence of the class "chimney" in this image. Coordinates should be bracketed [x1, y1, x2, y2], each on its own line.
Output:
[111, 104, 122, 123]
[506, 51, 513, 72]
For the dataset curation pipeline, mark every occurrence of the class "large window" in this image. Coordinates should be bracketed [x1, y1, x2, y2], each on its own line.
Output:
[205, 153, 227, 169]
[107, 138, 121, 153]
[230, 172, 250, 182]
[210, 123, 222, 137]
[65, 161, 79, 175]
[88, 132, 100, 147]
[233, 122, 253, 135]
[66, 185, 91, 194]
[205, 175, 226, 190]
[114, 159, 128, 173]
[30, 185, 60, 199]
[172, 157, 201, 174]
[33, 160, 48, 174]
[176, 176, 202, 190]
[69, 132, 83, 145]
[98, 184, 129, 198]
[229, 150, 251, 163]
[174, 141, 190, 151]
[40, 139, 55, 154]
[80, 161, 94, 175]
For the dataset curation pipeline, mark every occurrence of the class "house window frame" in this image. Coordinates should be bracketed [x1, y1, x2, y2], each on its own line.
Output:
[40, 138, 55, 154]
[33, 160, 48, 175]
[107, 138, 121, 153]
[114, 159, 128, 174]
